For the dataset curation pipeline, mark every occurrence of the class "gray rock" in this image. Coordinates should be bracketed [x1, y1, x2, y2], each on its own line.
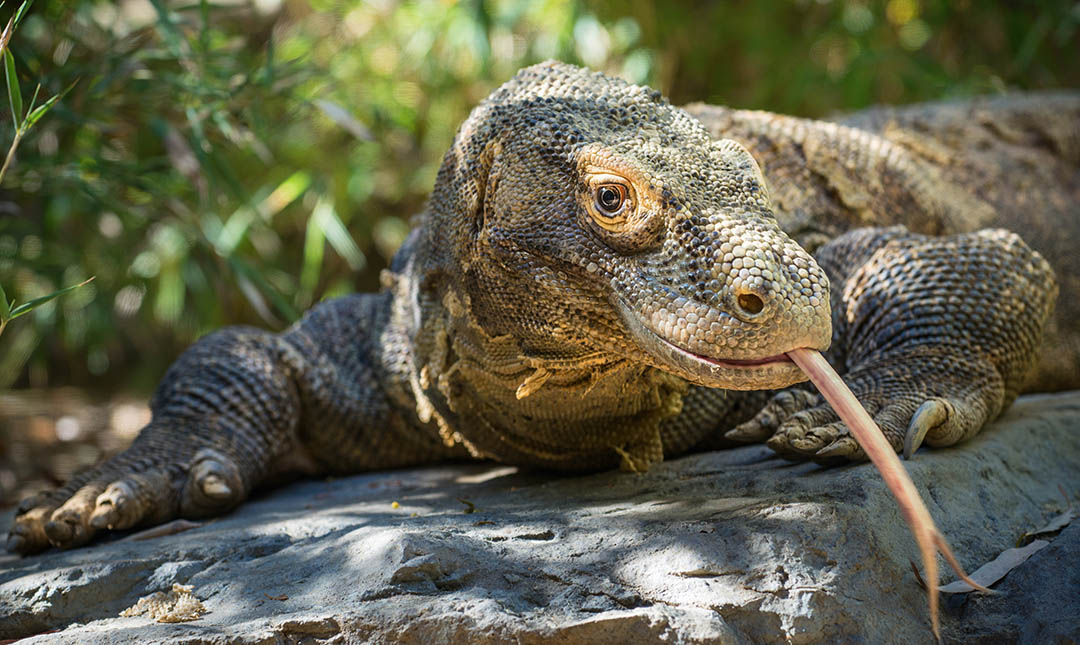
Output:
[1, 392, 1079, 644]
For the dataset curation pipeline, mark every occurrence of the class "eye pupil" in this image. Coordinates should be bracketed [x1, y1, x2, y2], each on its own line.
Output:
[596, 185, 624, 215]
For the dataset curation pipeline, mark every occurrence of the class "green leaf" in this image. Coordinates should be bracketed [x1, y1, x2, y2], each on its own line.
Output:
[8, 277, 95, 319]
[0, 282, 10, 321]
[5, 49, 21, 129]
[0, 16, 14, 58]
[228, 257, 299, 323]
[12, 0, 35, 29]
[24, 81, 39, 114]
[299, 206, 326, 303]
[314, 99, 374, 141]
[312, 198, 366, 272]
[22, 79, 77, 131]
[147, 0, 188, 59]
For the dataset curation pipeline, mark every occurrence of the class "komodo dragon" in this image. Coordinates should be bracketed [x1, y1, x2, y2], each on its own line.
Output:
[7, 61, 1077, 558]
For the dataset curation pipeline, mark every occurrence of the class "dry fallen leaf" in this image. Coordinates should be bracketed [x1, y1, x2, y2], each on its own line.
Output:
[939, 539, 1049, 593]
[1019, 507, 1076, 546]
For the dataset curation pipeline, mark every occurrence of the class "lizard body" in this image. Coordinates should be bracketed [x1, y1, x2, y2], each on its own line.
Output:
[7, 62, 1069, 556]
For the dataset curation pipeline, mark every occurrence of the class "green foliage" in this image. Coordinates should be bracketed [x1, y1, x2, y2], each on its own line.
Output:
[592, 0, 1080, 115]
[0, 0, 75, 184]
[0, 0, 1076, 392]
[0, 276, 93, 337]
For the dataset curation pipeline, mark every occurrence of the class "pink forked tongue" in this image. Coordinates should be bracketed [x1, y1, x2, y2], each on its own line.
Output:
[787, 348, 989, 641]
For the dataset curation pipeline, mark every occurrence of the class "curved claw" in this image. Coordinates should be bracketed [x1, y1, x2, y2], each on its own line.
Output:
[6, 533, 26, 553]
[199, 474, 233, 500]
[90, 479, 137, 530]
[181, 449, 245, 517]
[725, 417, 774, 442]
[904, 399, 951, 460]
[814, 436, 862, 461]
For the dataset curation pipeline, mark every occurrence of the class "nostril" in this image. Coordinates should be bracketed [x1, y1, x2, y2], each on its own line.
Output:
[737, 292, 764, 316]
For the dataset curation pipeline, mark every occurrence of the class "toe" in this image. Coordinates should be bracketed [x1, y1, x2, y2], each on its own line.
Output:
[7, 504, 57, 554]
[726, 389, 822, 443]
[181, 449, 245, 517]
[789, 421, 843, 455]
[767, 407, 841, 458]
[726, 413, 777, 442]
[921, 396, 990, 449]
[94, 470, 181, 530]
[45, 483, 105, 548]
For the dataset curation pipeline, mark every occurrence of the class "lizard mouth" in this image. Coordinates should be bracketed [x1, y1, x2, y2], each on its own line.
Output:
[613, 298, 811, 390]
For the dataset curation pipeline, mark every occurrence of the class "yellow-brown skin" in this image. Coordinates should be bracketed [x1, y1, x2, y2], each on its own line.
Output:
[6, 62, 1062, 555]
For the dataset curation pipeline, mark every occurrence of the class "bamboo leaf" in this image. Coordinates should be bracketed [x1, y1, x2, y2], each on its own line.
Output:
[0, 16, 14, 58]
[299, 207, 326, 303]
[147, 0, 188, 59]
[22, 79, 77, 131]
[0, 282, 10, 320]
[24, 81, 39, 115]
[9, 277, 95, 319]
[12, 0, 35, 28]
[312, 198, 366, 272]
[313, 99, 374, 141]
[5, 49, 21, 129]
[228, 257, 299, 322]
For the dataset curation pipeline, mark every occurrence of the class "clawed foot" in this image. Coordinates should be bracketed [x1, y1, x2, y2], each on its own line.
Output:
[725, 353, 1005, 464]
[7, 448, 246, 554]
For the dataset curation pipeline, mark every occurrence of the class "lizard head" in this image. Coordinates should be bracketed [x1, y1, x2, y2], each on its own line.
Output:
[425, 61, 831, 391]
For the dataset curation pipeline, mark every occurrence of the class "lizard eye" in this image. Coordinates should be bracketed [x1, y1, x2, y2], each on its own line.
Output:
[579, 165, 660, 252]
[595, 184, 627, 216]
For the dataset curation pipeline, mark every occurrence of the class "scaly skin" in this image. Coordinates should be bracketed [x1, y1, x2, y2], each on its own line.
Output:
[7, 62, 1066, 554]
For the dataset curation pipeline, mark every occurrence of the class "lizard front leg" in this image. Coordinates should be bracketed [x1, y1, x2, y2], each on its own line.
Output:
[7, 293, 447, 554]
[728, 226, 1057, 462]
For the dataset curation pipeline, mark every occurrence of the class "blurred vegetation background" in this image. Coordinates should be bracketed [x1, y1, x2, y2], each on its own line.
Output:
[1, 0, 1078, 396]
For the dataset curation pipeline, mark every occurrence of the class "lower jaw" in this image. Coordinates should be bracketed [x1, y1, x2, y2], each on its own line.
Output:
[650, 336, 810, 390]
[613, 300, 816, 390]
[678, 357, 810, 391]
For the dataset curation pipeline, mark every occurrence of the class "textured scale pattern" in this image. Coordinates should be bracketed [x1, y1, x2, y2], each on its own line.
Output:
[7, 62, 1073, 554]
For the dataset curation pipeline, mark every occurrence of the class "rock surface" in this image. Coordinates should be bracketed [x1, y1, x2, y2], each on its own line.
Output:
[1, 392, 1079, 644]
